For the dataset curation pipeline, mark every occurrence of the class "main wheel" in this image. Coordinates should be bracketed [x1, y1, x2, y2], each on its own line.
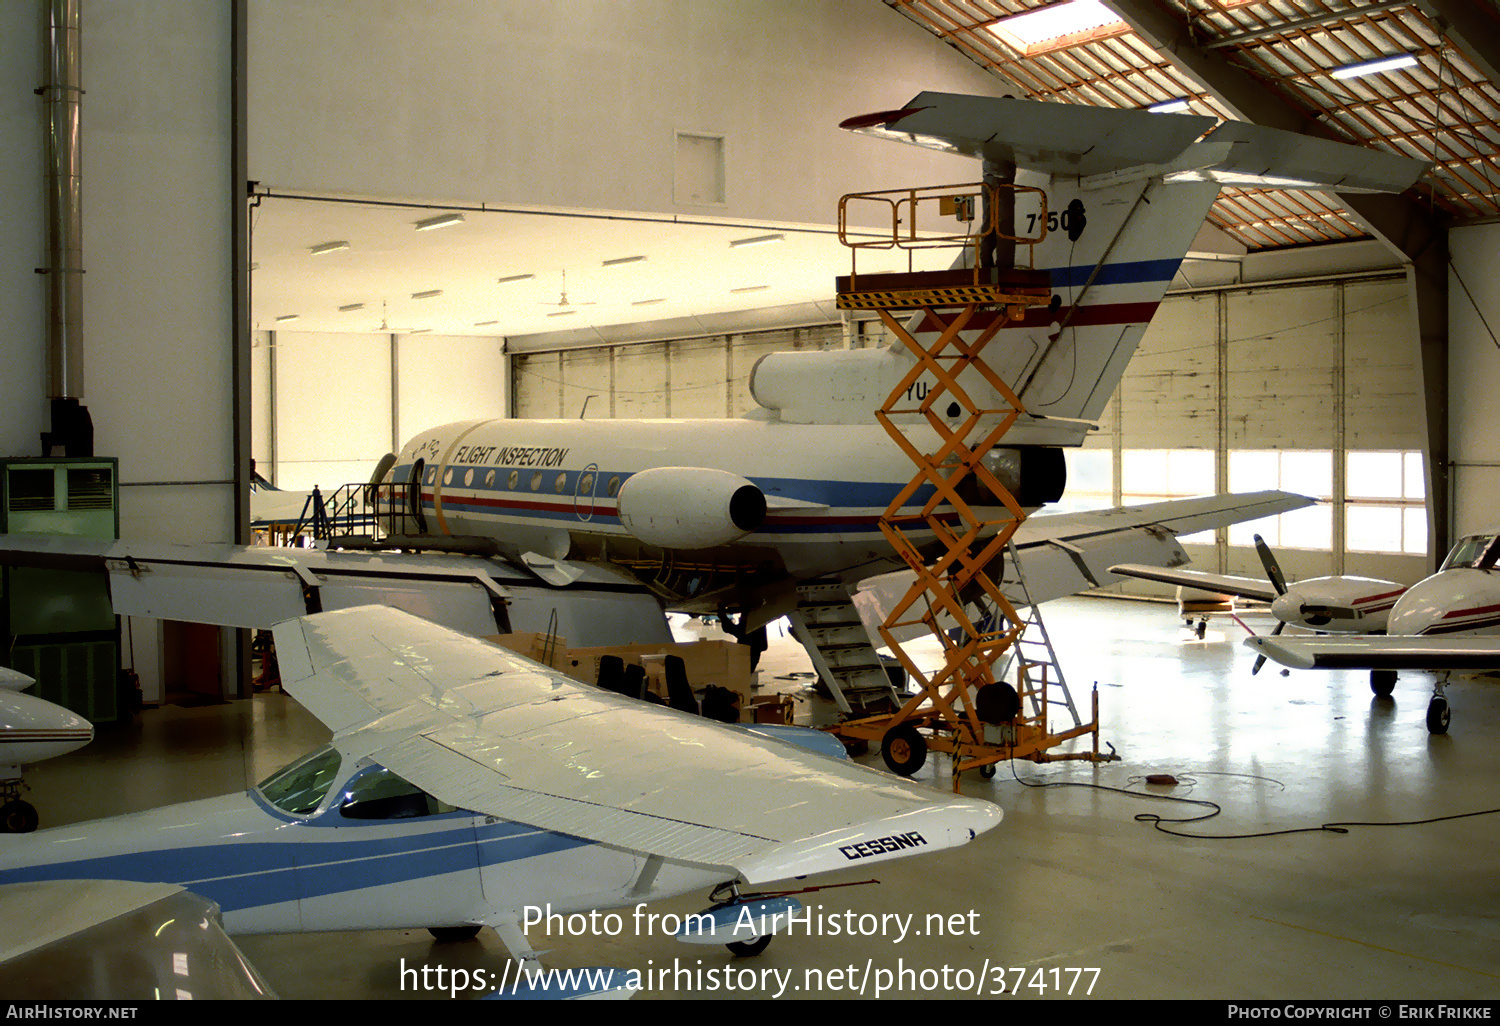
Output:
[1370, 670, 1397, 698]
[726, 935, 772, 957]
[0, 800, 37, 833]
[1426, 697, 1450, 735]
[880, 724, 927, 776]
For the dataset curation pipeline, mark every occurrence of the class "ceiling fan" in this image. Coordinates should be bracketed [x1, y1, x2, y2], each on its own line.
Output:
[538, 270, 596, 313]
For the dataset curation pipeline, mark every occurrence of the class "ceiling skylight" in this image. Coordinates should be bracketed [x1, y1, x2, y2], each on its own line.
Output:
[987, 0, 1126, 56]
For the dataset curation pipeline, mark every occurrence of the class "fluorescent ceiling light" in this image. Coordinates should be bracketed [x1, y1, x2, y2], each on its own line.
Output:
[411, 289, 443, 300]
[1147, 98, 1192, 114]
[413, 212, 465, 231]
[309, 240, 349, 256]
[988, 0, 1125, 55]
[338, 303, 365, 312]
[729, 233, 784, 248]
[474, 319, 499, 326]
[1330, 53, 1418, 80]
[603, 255, 647, 267]
[731, 285, 769, 294]
[497, 273, 535, 284]
[275, 314, 299, 323]
[632, 297, 667, 306]
[547, 309, 577, 318]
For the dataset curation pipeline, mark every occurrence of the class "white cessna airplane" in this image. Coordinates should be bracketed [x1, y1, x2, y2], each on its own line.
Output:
[0, 605, 1000, 996]
[1245, 529, 1500, 735]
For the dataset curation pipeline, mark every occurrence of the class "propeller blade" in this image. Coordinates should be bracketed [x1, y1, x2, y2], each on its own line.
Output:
[1253, 533, 1288, 596]
[1251, 620, 1285, 675]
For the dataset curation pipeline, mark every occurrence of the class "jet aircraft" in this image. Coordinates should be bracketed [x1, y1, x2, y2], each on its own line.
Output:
[1246, 529, 1500, 734]
[0, 94, 1426, 712]
[0, 605, 1000, 995]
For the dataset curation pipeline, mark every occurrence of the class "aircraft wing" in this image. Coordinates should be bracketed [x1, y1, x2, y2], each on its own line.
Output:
[0, 532, 671, 647]
[272, 605, 1001, 885]
[1244, 635, 1500, 671]
[1106, 565, 1278, 604]
[859, 489, 1307, 615]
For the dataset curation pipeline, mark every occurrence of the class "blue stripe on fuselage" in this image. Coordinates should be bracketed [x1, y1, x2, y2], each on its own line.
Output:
[0, 814, 593, 912]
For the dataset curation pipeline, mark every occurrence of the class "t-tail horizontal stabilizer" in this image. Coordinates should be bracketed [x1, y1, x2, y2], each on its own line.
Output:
[844, 92, 1428, 193]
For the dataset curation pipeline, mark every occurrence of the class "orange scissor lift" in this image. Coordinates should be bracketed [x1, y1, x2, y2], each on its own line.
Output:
[831, 182, 1112, 789]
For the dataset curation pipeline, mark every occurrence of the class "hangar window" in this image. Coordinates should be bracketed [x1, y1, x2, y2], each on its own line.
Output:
[339, 766, 458, 820]
[257, 745, 343, 815]
[1122, 448, 1217, 543]
[1346, 450, 1426, 555]
[1228, 450, 1333, 551]
[1045, 448, 1111, 515]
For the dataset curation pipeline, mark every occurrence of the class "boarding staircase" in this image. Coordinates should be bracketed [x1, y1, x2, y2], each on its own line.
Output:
[789, 579, 900, 716]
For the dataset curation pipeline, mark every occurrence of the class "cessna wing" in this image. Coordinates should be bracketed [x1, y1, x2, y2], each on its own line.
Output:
[272, 605, 1001, 884]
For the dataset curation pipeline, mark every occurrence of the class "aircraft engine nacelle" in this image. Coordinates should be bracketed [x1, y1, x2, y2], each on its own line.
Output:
[616, 468, 767, 550]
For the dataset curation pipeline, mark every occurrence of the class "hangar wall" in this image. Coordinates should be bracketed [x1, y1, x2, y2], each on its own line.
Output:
[246, 0, 1003, 224]
[1449, 222, 1500, 541]
[0, 2, 238, 704]
[252, 331, 507, 490]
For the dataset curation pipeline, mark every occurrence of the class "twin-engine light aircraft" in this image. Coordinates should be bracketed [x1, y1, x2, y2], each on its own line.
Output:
[0, 606, 1000, 996]
[0, 667, 93, 833]
[1245, 529, 1500, 734]
[1112, 534, 1407, 679]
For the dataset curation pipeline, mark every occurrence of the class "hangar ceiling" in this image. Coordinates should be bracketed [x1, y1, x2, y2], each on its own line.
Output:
[251, 1, 1500, 339]
[889, 0, 1500, 247]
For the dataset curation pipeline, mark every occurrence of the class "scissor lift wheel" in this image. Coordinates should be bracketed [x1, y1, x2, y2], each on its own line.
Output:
[881, 724, 928, 776]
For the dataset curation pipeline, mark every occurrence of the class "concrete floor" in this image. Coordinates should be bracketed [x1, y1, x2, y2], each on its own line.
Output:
[16, 596, 1500, 1000]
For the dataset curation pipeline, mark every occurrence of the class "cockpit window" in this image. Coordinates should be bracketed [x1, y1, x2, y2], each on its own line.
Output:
[1441, 534, 1500, 571]
[257, 745, 343, 815]
[339, 766, 459, 820]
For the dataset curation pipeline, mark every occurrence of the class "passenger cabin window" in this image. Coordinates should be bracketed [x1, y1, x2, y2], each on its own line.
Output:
[257, 746, 343, 815]
[339, 767, 458, 820]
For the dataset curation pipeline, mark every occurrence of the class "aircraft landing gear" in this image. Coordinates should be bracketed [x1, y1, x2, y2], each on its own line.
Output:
[1370, 669, 1397, 698]
[726, 935, 772, 957]
[880, 724, 927, 776]
[0, 799, 37, 833]
[1427, 675, 1451, 735]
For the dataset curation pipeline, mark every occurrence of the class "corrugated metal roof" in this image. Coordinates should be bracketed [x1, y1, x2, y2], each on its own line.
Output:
[889, 0, 1500, 250]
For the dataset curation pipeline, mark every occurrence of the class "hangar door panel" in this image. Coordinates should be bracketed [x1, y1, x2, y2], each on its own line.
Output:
[1123, 294, 1217, 450]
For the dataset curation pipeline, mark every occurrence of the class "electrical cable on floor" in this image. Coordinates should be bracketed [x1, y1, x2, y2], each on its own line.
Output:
[1003, 761, 1500, 839]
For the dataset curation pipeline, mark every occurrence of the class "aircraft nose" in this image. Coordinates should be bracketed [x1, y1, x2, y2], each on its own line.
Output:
[1387, 578, 1449, 635]
[1270, 591, 1304, 625]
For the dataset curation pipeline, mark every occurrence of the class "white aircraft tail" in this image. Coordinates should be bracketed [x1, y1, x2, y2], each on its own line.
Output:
[753, 93, 1425, 441]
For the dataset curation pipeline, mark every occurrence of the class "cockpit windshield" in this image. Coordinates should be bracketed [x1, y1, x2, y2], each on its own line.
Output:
[1440, 534, 1500, 571]
[256, 745, 343, 815]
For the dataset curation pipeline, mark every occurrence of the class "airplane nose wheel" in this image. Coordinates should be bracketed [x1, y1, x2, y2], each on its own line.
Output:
[1426, 697, 1450, 734]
